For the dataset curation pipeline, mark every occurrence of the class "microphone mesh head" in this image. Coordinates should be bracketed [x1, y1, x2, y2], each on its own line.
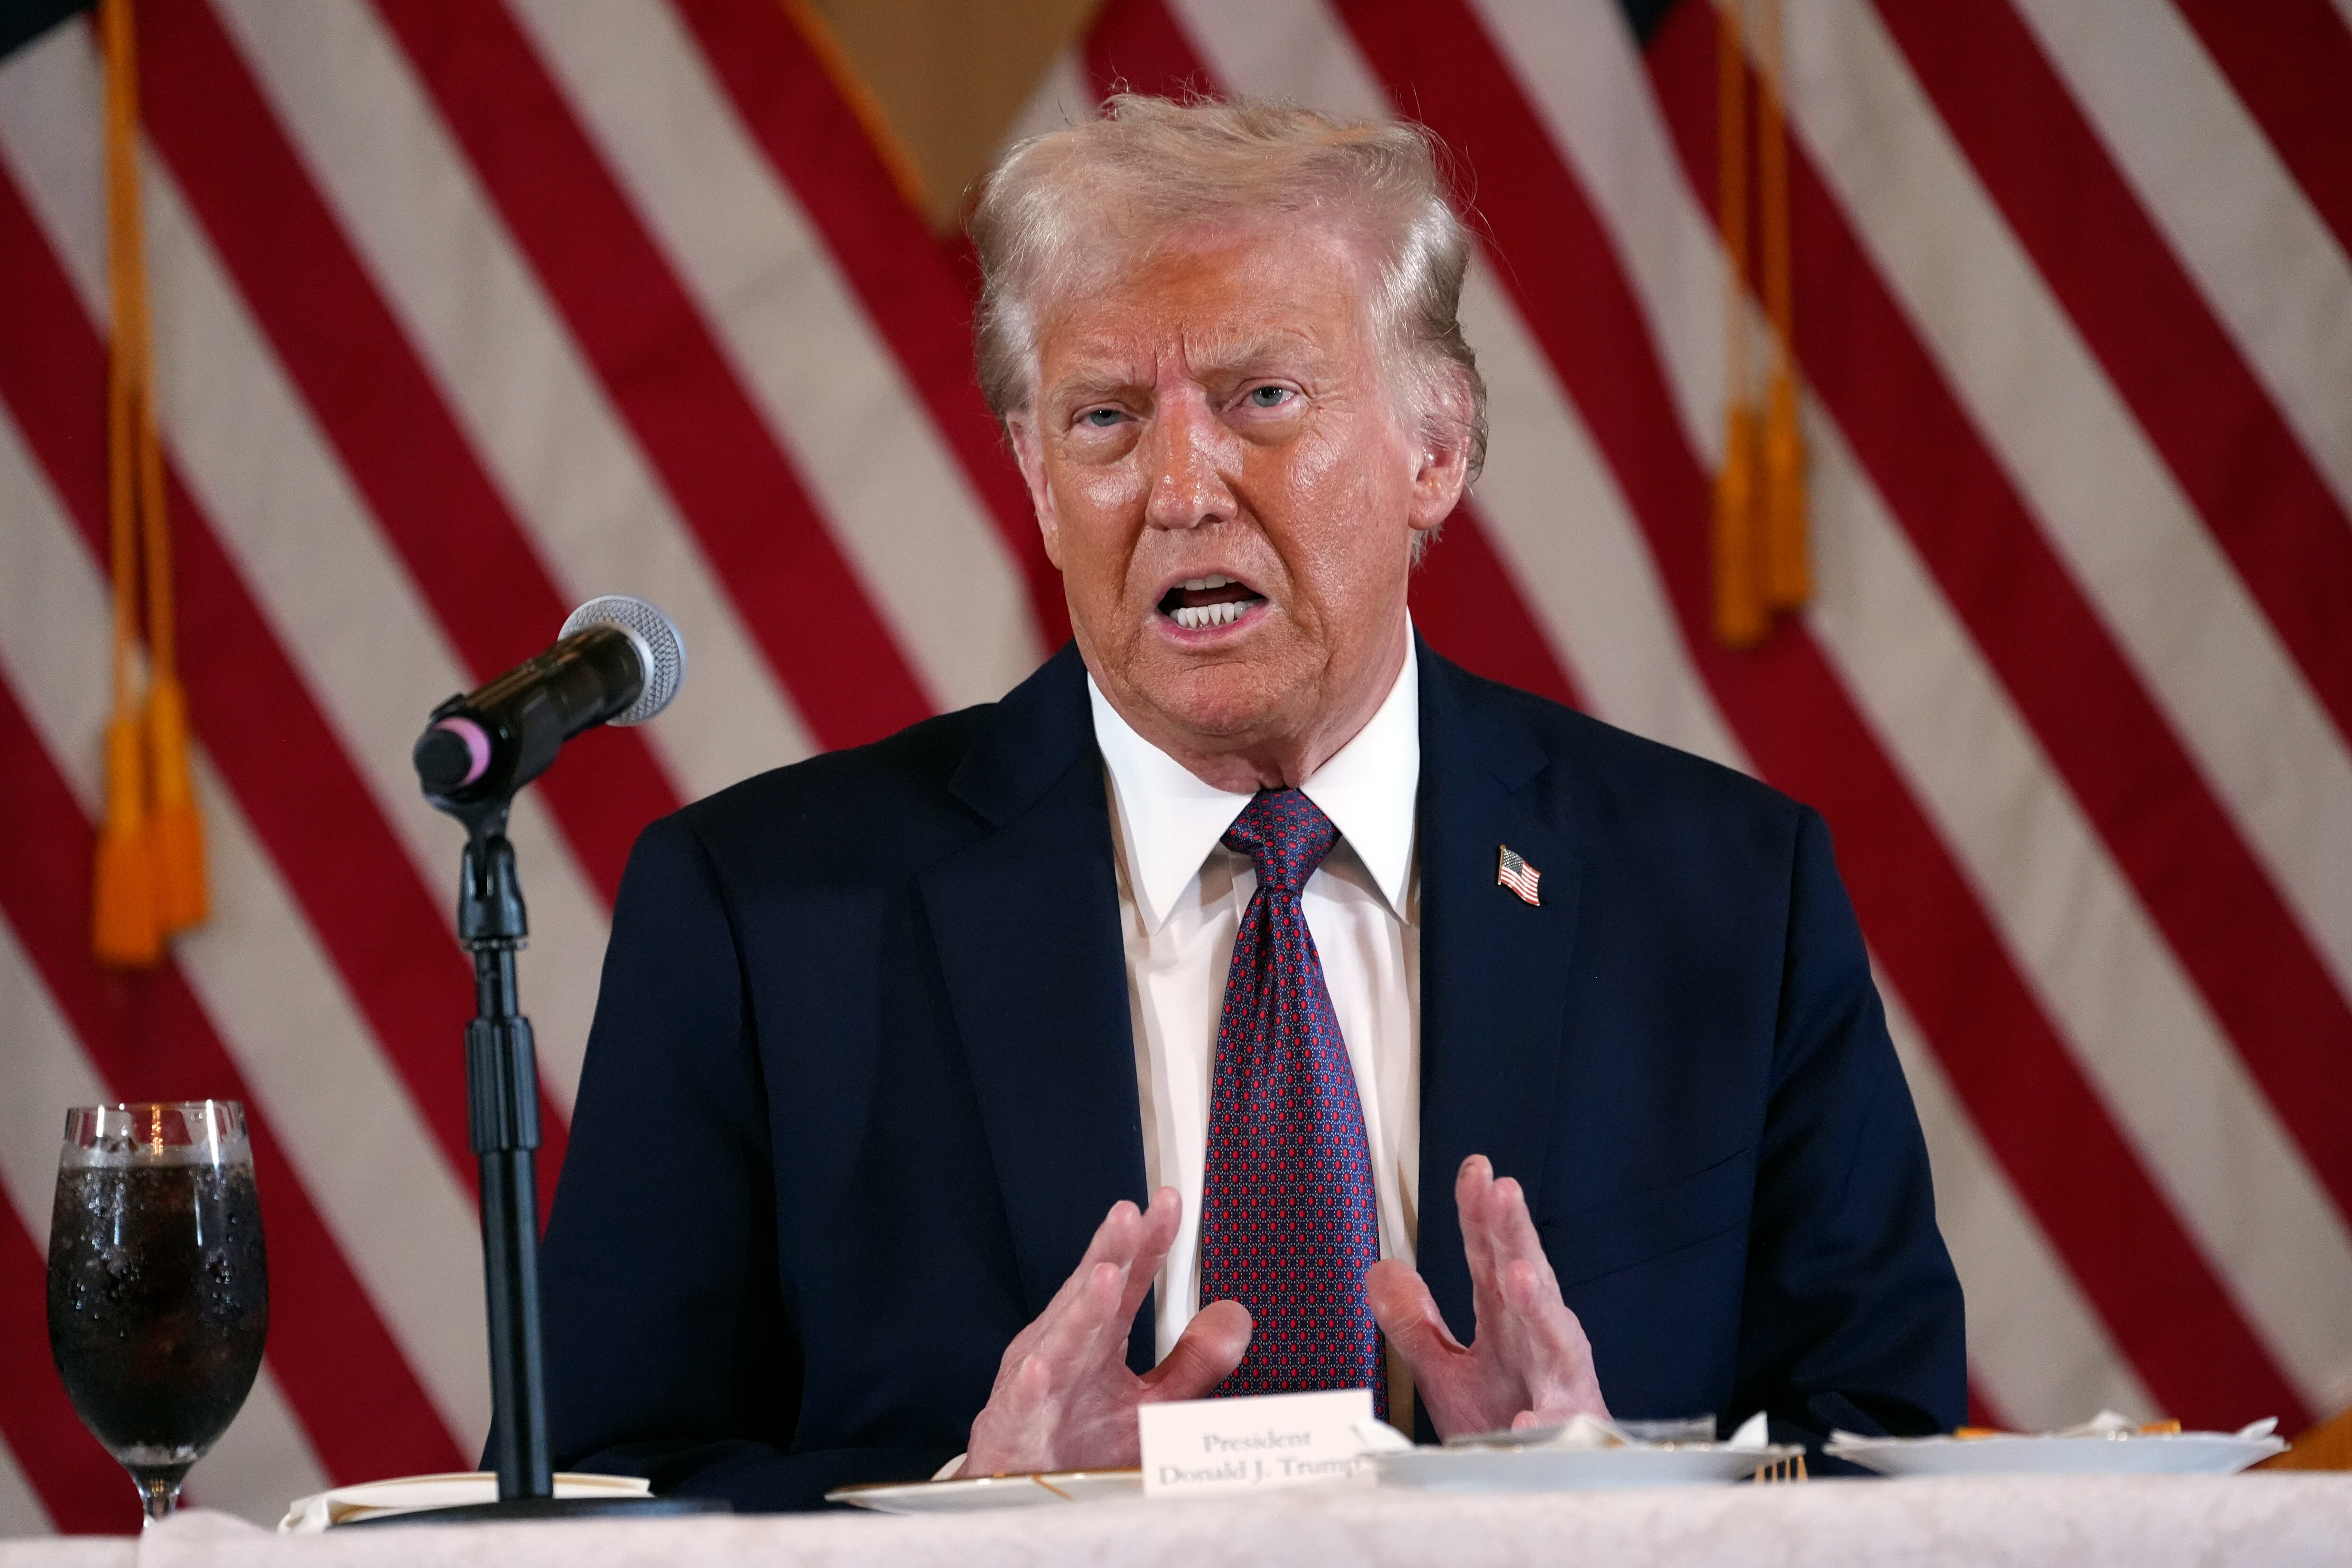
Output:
[561, 595, 687, 724]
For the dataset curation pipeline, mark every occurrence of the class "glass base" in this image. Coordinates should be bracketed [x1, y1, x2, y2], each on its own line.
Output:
[128, 1463, 194, 1527]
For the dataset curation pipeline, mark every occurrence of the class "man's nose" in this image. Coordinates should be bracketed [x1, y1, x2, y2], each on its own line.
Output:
[1142, 392, 1239, 532]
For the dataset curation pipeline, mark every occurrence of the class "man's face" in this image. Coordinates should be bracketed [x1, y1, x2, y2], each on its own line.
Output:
[1009, 218, 1464, 776]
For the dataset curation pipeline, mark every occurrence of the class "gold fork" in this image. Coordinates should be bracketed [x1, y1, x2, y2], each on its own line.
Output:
[1751, 1453, 1810, 1483]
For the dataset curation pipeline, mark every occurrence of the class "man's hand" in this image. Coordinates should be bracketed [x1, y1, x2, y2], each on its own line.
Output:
[960, 1187, 1252, 1475]
[1369, 1154, 1608, 1437]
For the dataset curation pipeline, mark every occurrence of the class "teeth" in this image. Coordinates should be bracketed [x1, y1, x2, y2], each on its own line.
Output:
[1179, 574, 1236, 591]
[1171, 599, 1252, 631]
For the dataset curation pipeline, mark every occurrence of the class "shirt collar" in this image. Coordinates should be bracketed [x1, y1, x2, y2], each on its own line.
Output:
[1089, 632, 1420, 932]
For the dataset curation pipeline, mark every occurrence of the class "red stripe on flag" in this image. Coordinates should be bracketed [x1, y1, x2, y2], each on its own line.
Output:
[137, 0, 675, 898]
[1965, 1380, 2014, 1433]
[0, 679, 468, 1484]
[369, 0, 938, 748]
[1647, 4, 2352, 1223]
[666, 0, 1070, 651]
[0, 161, 570, 1215]
[1410, 499, 1583, 710]
[0, 1191, 131, 1532]
[1073, 4, 1583, 712]
[2171, 0, 2352, 265]
[1331, 0, 2310, 1430]
[1085, 0, 1216, 98]
[1880, 0, 2352, 749]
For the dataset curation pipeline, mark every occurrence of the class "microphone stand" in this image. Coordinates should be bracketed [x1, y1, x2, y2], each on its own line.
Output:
[352, 788, 725, 1527]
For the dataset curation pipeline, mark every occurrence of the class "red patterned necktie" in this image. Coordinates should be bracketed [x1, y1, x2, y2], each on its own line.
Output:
[1199, 788, 1386, 1417]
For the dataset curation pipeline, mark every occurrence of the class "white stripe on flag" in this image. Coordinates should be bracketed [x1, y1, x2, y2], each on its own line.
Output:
[508, 0, 1044, 713]
[0, 1439, 47, 1539]
[209, 0, 818, 803]
[1464, 0, 1728, 464]
[0, 925, 102, 1268]
[180, 1350, 333, 1527]
[2011, 0, 2352, 517]
[1004, 48, 1093, 146]
[1459, 267, 1743, 769]
[1778, 0, 2352, 1001]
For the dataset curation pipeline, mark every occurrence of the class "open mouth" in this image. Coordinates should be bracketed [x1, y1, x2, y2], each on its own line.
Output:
[1157, 573, 1268, 631]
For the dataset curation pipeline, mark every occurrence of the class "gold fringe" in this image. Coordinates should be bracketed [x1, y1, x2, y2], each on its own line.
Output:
[1715, 0, 1805, 646]
[95, 0, 203, 967]
[94, 715, 160, 969]
[1715, 404, 1766, 648]
[1713, 0, 1765, 647]
[147, 675, 207, 931]
[1754, 0, 1807, 611]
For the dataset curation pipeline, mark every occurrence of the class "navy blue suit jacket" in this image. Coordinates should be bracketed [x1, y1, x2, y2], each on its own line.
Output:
[537, 639, 1964, 1509]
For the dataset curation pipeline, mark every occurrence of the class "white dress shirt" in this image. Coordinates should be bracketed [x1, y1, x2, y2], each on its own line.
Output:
[1089, 637, 1422, 1362]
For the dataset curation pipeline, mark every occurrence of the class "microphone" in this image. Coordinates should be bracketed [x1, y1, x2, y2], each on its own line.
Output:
[413, 595, 687, 804]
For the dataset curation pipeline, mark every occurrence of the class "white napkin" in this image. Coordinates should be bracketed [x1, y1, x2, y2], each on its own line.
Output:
[1415, 1411, 1772, 1452]
[2052, 1411, 2281, 1441]
[278, 1470, 652, 1532]
[1828, 1412, 2281, 1445]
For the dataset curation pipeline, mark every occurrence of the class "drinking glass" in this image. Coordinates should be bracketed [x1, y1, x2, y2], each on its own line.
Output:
[45, 1102, 270, 1524]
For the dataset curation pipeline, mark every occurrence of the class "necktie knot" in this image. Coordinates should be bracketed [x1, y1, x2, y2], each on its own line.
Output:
[1222, 789, 1338, 896]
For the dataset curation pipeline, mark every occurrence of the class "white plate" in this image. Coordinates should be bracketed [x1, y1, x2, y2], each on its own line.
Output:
[1371, 1442, 1805, 1493]
[287, 1471, 653, 1531]
[826, 1469, 1144, 1513]
[1824, 1433, 2287, 1478]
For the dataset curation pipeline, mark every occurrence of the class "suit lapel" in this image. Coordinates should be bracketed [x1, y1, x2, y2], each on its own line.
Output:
[918, 646, 1152, 1362]
[1414, 645, 1585, 1350]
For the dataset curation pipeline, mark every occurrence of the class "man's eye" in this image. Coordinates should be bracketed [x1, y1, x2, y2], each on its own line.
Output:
[1080, 407, 1124, 428]
[1247, 385, 1294, 408]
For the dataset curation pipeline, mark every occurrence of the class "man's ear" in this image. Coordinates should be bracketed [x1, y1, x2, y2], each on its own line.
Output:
[1406, 372, 1474, 538]
[1007, 412, 1064, 569]
[1407, 436, 1471, 538]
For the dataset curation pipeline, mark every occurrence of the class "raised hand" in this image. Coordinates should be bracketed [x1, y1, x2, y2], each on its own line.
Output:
[960, 1186, 1252, 1475]
[1368, 1154, 1608, 1437]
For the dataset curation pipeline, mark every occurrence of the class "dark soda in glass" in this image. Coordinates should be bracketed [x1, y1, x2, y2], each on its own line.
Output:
[46, 1103, 268, 1522]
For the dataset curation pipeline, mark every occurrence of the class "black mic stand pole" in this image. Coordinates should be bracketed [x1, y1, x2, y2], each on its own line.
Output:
[457, 802, 552, 1501]
[351, 788, 724, 1527]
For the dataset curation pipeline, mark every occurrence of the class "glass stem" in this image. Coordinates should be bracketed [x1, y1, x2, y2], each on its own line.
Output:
[139, 1474, 181, 1526]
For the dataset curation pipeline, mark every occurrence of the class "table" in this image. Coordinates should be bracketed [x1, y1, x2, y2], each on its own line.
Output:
[6, 1473, 2350, 1568]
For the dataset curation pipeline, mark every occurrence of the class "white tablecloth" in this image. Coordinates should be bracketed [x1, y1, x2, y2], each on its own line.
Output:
[6, 1474, 2350, 1568]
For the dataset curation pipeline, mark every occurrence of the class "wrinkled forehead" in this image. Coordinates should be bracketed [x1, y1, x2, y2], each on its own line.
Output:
[1027, 214, 1382, 392]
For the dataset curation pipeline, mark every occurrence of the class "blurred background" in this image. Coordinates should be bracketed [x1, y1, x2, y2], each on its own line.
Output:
[1, 0, 2346, 1533]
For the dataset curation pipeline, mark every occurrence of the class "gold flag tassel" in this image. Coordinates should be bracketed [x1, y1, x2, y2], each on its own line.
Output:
[1755, 0, 1808, 613]
[1712, 0, 1764, 648]
[144, 416, 206, 935]
[93, 0, 203, 969]
[1714, 0, 1806, 647]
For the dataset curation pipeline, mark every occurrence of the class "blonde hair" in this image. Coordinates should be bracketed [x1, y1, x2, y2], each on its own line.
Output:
[968, 94, 1486, 484]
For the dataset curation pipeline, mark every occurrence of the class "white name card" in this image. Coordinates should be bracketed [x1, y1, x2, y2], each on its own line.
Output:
[1138, 1388, 1376, 1498]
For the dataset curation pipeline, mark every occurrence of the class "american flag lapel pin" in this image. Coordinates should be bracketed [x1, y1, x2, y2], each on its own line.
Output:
[1496, 845, 1542, 906]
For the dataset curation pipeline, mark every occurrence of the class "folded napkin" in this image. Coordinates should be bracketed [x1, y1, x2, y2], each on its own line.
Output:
[279, 1471, 652, 1532]
[1372, 1410, 1772, 1454]
[1828, 1412, 2281, 1445]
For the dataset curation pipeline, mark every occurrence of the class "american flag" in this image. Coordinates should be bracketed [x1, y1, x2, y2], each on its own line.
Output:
[1, 0, 2347, 1534]
[1495, 846, 1541, 907]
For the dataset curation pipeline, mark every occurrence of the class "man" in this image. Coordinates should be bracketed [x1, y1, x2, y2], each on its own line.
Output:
[538, 96, 1964, 1509]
